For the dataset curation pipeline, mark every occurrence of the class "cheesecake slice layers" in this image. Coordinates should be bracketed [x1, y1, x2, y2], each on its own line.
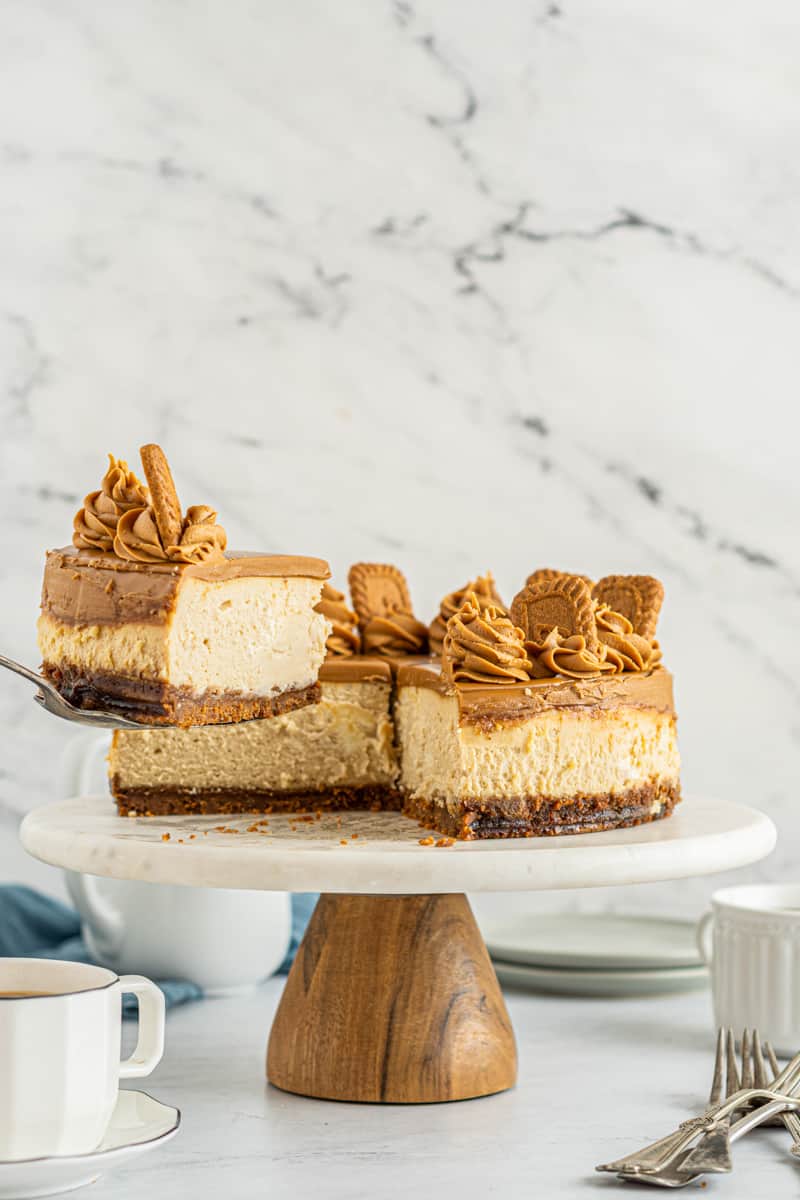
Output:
[39, 548, 330, 726]
[395, 662, 680, 839]
[109, 657, 399, 812]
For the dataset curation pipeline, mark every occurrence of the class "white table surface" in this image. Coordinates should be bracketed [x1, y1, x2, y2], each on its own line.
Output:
[102, 980, 795, 1200]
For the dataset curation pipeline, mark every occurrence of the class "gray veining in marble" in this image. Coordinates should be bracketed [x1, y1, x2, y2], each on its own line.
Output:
[1, 1, 797, 913]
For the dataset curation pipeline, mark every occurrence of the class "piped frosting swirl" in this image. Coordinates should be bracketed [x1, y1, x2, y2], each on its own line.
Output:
[362, 609, 429, 657]
[595, 603, 661, 672]
[443, 595, 530, 685]
[316, 584, 361, 657]
[526, 628, 615, 679]
[429, 572, 504, 656]
[114, 504, 227, 565]
[72, 455, 150, 552]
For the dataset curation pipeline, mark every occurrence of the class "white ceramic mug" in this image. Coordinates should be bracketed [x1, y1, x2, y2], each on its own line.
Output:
[65, 873, 291, 993]
[0, 958, 164, 1161]
[697, 883, 800, 1055]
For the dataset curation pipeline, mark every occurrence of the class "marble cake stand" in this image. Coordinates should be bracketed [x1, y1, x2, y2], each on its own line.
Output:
[21, 795, 775, 1105]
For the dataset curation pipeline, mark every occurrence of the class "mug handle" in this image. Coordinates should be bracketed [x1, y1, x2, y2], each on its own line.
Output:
[696, 911, 714, 965]
[118, 976, 166, 1079]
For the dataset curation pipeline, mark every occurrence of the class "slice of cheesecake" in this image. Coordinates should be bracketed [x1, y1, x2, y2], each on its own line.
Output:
[38, 446, 330, 727]
[395, 661, 679, 838]
[395, 575, 679, 839]
[109, 656, 399, 815]
[108, 582, 399, 813]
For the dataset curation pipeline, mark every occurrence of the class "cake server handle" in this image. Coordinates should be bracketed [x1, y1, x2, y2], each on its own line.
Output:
[0, 653, 46, 689]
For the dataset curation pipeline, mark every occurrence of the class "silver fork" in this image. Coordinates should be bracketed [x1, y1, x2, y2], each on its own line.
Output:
[596, 1028, 743, 1175]
[676, 1028, 746, 1176]
[763, 1040, 800, 1153]
[599, 1031, 800, 1177]
[619, 1033, 800, 1186]
[616, 1098, 800, 1188]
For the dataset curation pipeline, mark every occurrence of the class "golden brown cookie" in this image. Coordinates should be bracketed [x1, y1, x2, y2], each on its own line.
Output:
[593, 575, 664, 640]
[511, 574, 599, 654]
[525, 568, 594, 591]
[139, 444, 183, 550]
[348, 563, 413, 626]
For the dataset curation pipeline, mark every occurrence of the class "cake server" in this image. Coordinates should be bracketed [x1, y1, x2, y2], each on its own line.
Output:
[0, 653, 149, 730]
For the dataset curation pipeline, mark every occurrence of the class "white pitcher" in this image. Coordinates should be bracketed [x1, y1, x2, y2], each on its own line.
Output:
[61, 734, 292, 993]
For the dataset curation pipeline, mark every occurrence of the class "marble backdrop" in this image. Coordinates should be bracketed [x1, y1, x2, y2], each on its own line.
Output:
[1, 1, 797, 912]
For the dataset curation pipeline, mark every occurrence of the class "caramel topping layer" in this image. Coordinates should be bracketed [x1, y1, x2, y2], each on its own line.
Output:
[361, 609, 429, 657]
[41, 548, 330, 627]
[73, 455, 149, 553]
[316, 584, 360, 657]
[319, 656, 392, 684]
[429, 572, 503, 656]
[397, 659, 676, 725]
[442, 596, 529, 685]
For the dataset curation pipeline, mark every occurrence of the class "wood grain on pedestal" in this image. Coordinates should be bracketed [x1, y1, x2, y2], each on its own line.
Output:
[267, 893, 517, 1103]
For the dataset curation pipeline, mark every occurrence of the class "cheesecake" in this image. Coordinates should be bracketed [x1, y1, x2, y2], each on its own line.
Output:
[106, 562, 681, 838]
[38, 446, 330, 727]
[110, 657, 399, 815]
[109, 575, 404, 812]
[396, 573, 679, 838]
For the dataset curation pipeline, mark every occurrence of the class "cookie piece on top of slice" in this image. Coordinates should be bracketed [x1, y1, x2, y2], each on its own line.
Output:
[347, 562, 429, 663]
[38, 444, 330, 727]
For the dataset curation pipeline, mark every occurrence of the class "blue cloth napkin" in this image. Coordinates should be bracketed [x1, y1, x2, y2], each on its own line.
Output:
[0, 885, 316, 1017]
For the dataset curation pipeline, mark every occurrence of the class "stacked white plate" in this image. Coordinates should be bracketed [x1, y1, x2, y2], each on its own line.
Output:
[484, 914, 708, 998]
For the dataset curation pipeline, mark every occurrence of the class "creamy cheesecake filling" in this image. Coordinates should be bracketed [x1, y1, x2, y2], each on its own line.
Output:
[395, 685, 679, 808]
[110, 679, 397, 797]
[39, 575, 328, 698]
[167, 576, 327, 696]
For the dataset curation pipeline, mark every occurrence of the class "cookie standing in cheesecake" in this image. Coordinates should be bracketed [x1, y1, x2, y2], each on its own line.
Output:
[38, 445, 331, 727]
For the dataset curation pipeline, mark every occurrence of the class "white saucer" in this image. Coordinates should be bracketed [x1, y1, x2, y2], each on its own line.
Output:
[0, 1089, 180, 1199]
[494, 959, 708, 998]
[484, 914, 702, 970]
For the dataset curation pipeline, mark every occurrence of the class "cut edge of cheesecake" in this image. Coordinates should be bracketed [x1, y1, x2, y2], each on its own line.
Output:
[394, 662, 681, 840]
[39, 547, 331, 727]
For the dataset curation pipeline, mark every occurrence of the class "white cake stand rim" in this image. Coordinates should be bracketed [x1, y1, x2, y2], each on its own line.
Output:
[20, 794, 776, 894]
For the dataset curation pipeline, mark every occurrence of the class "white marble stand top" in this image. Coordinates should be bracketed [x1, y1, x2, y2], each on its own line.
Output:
[20, 794, 775, 893]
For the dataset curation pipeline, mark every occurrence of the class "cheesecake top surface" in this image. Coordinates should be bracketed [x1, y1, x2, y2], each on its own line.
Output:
[41, 547, 330, 626]
[319, 656, 393, 684]
[397, 658, 675, 723]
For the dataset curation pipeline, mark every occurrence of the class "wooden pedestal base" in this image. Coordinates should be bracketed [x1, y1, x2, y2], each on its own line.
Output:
[267, 893, 517, 1104]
